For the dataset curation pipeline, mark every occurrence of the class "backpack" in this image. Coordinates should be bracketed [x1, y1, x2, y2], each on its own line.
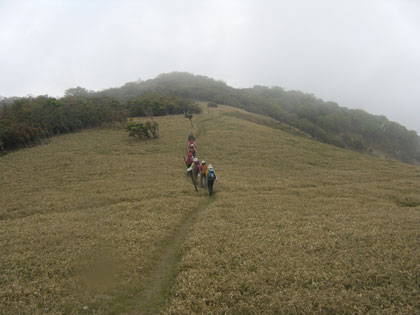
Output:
[208, 170, 215, 182]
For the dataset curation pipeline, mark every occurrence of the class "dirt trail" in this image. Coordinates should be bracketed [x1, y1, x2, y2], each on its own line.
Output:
[195, 116, 217, 139]
[124, 116, 216, 314]
[125, 198, 213, 314]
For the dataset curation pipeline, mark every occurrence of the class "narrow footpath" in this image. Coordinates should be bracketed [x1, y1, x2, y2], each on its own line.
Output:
[124, 115, 216, 314]
[127, 198, 214, 314]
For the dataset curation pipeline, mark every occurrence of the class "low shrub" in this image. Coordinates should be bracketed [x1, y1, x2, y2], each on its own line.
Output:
[126, 121, 159, 138]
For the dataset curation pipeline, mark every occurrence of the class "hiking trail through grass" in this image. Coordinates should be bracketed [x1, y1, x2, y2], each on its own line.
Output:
[3, 105, 420, 313]
[121, 116, 216, 314]
[123, 198, 214, 314]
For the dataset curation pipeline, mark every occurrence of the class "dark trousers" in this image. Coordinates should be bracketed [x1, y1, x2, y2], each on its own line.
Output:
[200, 174, 207, 187]
[208, 180, 214, 196]
[187, 164, 192, 177]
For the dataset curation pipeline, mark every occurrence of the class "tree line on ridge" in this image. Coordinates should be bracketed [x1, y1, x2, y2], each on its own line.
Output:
[2, 72, 419, 163]
[0, 94, 201, 152]
[93, 72, 419, 163]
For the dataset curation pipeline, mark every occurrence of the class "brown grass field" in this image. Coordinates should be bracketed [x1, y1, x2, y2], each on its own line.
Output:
[1, 104, 420, 314]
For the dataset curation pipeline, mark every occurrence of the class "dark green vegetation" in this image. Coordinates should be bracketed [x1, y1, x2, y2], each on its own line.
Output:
[2, 72, 419, 162]
[0, 94, 200, 152]
[207, 102, 219, 108]
[94, 72, 420, 163]
[126, 120, 159, 138]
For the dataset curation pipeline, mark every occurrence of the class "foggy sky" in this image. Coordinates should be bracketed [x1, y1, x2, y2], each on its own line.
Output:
[1, 0, 419, 133]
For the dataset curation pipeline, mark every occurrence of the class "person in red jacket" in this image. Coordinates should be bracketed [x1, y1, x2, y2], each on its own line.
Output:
[186, 153, 194, 178]
[188, 143, 196, 156]
[193, 158, 200, 182]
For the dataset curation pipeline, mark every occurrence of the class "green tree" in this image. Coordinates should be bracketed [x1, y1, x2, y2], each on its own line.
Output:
[64, 87, 93, 97]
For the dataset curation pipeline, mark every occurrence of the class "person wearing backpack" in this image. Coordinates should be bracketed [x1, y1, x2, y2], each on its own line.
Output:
[188, 143, 196, 156]
[207, 165, 216, 196]
[199, 160, 207, 187]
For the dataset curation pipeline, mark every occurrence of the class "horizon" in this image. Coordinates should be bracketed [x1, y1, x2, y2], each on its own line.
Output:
[2, 70, 419, 135]
[1, 0, 419, 134]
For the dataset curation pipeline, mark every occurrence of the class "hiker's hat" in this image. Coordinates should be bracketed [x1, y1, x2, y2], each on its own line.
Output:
[194, 158, 198, 162]
[202, 160, 206, 164]
[208, 164, 213, 169]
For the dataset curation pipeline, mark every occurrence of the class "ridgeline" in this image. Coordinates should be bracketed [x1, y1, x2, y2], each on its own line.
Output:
[96, 72, 420, 163]
[2, 72, 419, 163]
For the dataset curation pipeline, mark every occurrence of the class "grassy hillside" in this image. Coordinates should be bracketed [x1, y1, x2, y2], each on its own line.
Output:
[93, 72, 420, 163]
[4, 72, 419, 162]
[1, 104, 420, 314]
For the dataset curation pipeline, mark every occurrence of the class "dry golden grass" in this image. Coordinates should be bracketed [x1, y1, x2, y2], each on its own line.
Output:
[0, 115, 206, 313]
[165, 106, 420, 314]
[1, 104, 420, 314]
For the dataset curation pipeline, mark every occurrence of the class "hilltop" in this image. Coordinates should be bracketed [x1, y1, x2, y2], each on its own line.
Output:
[1, 104, 419, 313]
[3, 72, 419, 163]
[94, 72, 420, 163]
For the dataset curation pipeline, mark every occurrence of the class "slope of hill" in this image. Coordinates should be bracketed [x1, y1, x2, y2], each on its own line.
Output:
[93, 72, 420, 163]
[4, 72, 419, 162]
[1, 104, 419, 313]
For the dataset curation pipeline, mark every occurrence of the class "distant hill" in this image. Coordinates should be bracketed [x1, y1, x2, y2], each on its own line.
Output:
[3, 72, 419, 163]
[91, 72, 420, 163]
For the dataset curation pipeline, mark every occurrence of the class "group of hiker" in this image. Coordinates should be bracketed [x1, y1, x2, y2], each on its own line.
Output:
[185, 132, 217, 196]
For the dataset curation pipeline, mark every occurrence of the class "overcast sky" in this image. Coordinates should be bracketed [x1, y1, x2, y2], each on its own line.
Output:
[1, 0, 419, 133]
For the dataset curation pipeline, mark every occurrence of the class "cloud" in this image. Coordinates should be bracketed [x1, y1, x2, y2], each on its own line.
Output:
[0, 0, 419, 133]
